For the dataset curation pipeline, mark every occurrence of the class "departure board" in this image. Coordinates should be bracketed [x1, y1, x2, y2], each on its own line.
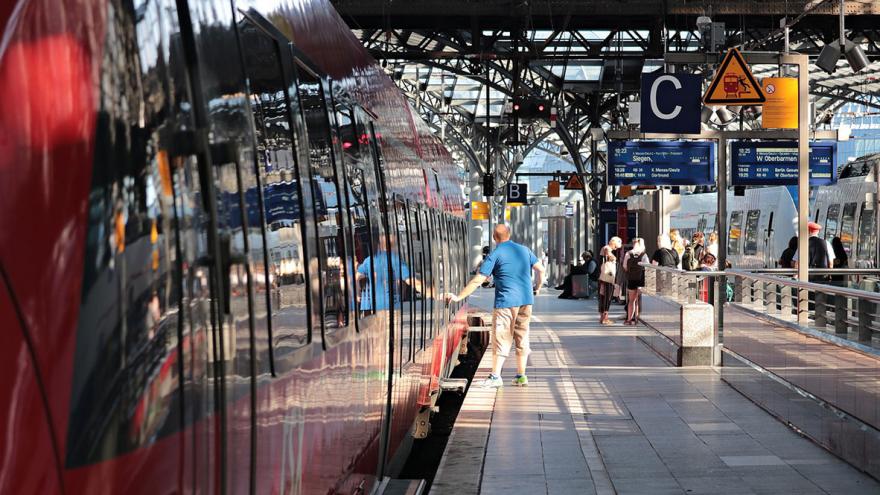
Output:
[731, 141, 837, 186]
[608, 141, 715, 186]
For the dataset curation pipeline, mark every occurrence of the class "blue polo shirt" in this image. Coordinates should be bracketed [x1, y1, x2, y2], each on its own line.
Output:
[479, 241, 538, 308]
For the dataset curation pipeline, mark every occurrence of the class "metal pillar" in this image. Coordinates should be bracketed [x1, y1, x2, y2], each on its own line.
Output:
[715, 136, 727, 366]
[796, 54, 810, 323]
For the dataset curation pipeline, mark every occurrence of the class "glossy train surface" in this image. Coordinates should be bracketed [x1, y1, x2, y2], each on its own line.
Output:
[0, 0, 469, 493]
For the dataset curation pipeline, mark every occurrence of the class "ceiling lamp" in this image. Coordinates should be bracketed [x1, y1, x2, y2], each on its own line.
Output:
[817, 0, 870, 74]
[716, 107, 737, 126]
[844, 40, 870, 73]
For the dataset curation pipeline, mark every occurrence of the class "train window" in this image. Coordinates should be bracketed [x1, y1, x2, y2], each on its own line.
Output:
[743, 210, 761, 255]
[297, 69, 348, 332]
[840, 202, 857, 256]
[333, 101, 375, 319]
[857, 204, 876, 262]
[422, 209, 435, 340]
[825, 204, 840, 240]
[239, 21, 310, 361]
[409, 205, 426, 351]
[728, 211, 744, 255]
[353, 114, 389, 315]
[394, 199, 415, 365]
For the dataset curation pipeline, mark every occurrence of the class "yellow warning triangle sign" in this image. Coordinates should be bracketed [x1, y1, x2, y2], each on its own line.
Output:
[703, 48, 766, 105]
[564, 174, 584, 190]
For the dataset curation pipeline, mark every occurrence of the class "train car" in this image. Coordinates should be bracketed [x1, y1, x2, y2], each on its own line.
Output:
[669, 152, 880, 269]
[670, 187, 798, 268]
[0, 0, 469, 493]
[813, 176, 878, 269]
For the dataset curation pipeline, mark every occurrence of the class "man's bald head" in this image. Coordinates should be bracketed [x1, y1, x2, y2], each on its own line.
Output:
[493, 224, 511, 243]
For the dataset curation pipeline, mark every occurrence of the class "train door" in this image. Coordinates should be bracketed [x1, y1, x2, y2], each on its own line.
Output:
[238, 10, 320, 494]
[165, 2, 270, 492]
[355, 117, 395, 476]
[63, 1, 227, 491]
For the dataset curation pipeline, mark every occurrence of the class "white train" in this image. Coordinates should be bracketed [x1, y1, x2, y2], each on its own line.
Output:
[669, 153, 880, 269]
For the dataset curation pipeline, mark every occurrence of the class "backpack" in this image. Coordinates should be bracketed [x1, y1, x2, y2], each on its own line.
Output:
[587, 259, 599, 281]
[626, 252, 645, 282]
[807, 236, 830, 269]
[683, 244, 700, 271]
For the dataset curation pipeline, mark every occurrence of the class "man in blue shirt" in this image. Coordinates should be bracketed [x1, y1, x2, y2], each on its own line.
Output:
[446, 225, 545, 388]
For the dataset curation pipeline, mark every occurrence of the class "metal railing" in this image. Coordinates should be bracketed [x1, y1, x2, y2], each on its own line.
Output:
[640, 264, 880, 349]
[727, 269, 880, 345]
[641, 263, 725, 305]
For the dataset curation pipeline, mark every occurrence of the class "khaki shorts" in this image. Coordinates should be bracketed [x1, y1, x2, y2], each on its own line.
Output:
[491, 305, 533, 358]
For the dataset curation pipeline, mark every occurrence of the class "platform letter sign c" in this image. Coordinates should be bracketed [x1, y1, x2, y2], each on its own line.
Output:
[640, 72, 701, 134]
[650, 75, 682, 120]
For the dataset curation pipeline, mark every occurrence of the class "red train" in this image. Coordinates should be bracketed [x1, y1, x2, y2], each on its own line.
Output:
[0, 0, 470, 492]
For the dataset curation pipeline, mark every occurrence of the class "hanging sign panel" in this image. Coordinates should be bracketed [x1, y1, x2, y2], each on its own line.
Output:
[704, 48, 766, 105]
[471, 200, 489, 220]
[564, 174, 584, 190]
[640, 73, 703, 134]
[506, 183, 528, 204]
[730, 141, 837, 186]
[761, 77, 798, 129]
[608, 141, 716, 186]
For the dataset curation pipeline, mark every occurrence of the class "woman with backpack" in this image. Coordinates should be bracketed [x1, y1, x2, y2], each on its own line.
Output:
[651, 234, 679, 268]
[623, 238, 650, 325]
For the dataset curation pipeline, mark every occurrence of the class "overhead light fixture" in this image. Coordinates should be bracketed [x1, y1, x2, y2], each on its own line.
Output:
[844, 40, 870, 73]
[716, 107, 737, 126]
[816, 43, 841, 74]
[818, 0, 870, 74]
[701, 106, 715, 124]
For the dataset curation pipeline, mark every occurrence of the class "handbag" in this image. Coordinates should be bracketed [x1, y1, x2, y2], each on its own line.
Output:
[599, 259, 617, 284]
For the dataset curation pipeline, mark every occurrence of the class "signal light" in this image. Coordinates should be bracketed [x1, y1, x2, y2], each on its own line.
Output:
[513, 103, 521, 111]
[538, 104, 545, 112]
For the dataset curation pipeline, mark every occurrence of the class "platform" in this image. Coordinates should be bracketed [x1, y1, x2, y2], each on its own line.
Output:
[430, 290, 880, 495]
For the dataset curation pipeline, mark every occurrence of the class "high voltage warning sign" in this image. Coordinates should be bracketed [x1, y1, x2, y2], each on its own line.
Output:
[703, 48, 766, 105]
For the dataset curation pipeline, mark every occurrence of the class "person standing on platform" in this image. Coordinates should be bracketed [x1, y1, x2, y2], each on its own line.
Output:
[683, 232, 705, 271]
[445, 225, 545, 388]
[706, 232, 719, 258]
[598, 236, 622, 325]
[831, 236, 848, 285]
[670, 229, 686, 269]
[651, 234, 679, 268]
[623, 238, 650, 325]
[792, 222, 835, 281]
[779, 236, 798, 269]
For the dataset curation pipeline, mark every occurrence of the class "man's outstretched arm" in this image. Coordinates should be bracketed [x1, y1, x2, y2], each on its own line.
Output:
[532, 261, 546, 296]
[445, 274, 488, 303]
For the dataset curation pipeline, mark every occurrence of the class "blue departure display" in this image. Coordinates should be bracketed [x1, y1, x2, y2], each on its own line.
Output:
[608, 141, 716, 186]
[731, 141, 837, 186]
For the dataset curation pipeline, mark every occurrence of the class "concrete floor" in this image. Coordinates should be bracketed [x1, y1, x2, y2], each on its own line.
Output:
[430, 289, 880, 495]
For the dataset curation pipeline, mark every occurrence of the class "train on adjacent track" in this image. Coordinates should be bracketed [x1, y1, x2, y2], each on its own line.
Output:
[0, 0, 470, 493]
[669, 153, 880, 269]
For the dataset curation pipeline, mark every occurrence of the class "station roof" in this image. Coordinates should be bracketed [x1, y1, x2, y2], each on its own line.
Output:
[335, 0, 880, 182]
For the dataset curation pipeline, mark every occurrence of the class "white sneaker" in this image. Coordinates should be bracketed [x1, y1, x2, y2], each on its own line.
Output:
[477, 375, 504, 388]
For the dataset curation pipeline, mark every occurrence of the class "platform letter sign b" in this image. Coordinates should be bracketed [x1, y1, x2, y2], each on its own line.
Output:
[640, 73, 702, 134]
[507, 183, 527, 204]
